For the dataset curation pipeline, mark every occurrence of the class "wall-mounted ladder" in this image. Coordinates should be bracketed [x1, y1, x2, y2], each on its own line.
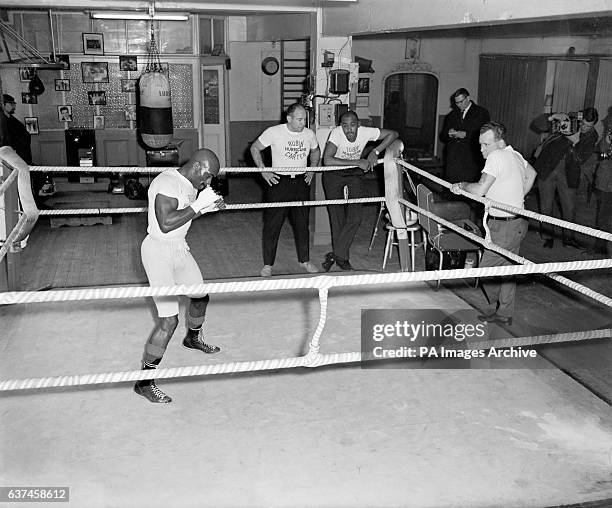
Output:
[280, 39, 310, 111]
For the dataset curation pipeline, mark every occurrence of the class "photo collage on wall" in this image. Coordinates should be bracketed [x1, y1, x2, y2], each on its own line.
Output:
[13, 30, 191, 132]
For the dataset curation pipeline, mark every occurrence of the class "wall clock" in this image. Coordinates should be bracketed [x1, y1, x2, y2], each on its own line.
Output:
[261, 56, 280, 76]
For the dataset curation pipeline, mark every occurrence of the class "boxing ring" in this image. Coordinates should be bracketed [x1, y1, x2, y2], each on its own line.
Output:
[1, 143, 612, 506]
[0, 142, 611, 390]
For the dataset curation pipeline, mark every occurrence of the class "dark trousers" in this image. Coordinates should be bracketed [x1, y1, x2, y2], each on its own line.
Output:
[480, 218, 528, 318]
[539, 167, 577, 241]
[322, 172, 363, 260]
[262, 175, 310, 265]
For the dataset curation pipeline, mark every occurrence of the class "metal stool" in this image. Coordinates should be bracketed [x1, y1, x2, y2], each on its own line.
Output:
[368, 202, 387, 251]
[383, 223, 422, 271]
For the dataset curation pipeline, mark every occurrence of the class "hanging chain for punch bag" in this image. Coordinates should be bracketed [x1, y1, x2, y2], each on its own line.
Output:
[145, 20, 163, 73]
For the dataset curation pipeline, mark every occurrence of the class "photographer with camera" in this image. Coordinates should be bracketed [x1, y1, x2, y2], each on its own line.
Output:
[533, 107, 599, 249]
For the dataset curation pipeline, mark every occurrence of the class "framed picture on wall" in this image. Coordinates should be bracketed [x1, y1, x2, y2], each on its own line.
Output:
[88, 90, 107, 106]
[119, 56, 138, 71]
[93, 115, 105, 130]
[58, 105, 73, 123]
[21, 92, 37, 104]
[121, 79, 137, 92]
[357, 77, 370, 94]
[81, 62, 109, 83]
[83, 33, 104, 55]
[55, 79, 70, 92]
[24, 117, 39, 135]
[405, 37, 421, 60]
[356, 95, 369, 108]
[19, 67, 35, 82]
[124, 104, 136, 122]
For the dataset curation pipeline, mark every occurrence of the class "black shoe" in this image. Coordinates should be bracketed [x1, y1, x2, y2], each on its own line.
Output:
[543, 239, 554, 249]
[335, 256, 354, 271]
[134, 380, 172, 404]
[183, 331, 221, 354]
[322, 252, 335, 272]
[477, 312, 513, 326]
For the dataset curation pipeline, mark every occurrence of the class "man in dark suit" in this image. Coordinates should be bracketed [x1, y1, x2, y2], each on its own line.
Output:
[2, 94, 31, 164]
[2, 93, 54, 199]
[440, 88, 490, 183]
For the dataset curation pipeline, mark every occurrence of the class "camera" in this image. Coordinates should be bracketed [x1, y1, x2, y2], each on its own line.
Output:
[549, 111, 582, 136]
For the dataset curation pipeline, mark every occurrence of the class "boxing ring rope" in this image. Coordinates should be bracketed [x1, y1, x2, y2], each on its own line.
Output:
[34, 197, 386, 217]
[397, 159, 612, 243]
[29, 165, 362, 174]
[1, 144, 611, 392]
[0, 269, 610, 391]
[396, 158, 612, 306]
[1, 259, 611, 305]
[397, 197, 612, 307]
[2, 329, 610, 392]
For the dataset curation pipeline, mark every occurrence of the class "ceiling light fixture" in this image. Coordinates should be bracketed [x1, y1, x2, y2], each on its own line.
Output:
[91, 3, 188, 21]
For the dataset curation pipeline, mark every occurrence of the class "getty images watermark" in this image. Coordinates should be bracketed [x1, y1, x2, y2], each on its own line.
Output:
[360, 309, 541, 369]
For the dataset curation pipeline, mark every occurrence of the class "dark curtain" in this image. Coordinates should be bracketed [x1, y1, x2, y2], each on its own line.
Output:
[478, 55, 547, 158]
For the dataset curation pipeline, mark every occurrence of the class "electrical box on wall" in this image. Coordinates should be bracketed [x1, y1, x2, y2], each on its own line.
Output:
[329, 69, 349, 94]
[319, 103, 349, 127]
[319, 104, 335, 126]
[322, 51, 335, 67]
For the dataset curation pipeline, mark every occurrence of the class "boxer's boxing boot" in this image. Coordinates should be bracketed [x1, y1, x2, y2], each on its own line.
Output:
[134, 359, 172, 404]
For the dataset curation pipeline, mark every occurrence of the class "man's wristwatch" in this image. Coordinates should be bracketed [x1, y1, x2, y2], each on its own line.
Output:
[374, 149, 380, 156]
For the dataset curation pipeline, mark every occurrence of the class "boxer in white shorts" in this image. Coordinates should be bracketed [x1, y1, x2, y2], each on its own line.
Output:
[135, 148, 225, 404]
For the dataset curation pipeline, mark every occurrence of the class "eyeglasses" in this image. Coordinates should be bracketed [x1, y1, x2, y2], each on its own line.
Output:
[454, 96, 468, 105]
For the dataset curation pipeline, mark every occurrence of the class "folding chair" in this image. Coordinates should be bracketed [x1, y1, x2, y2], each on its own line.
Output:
[416, 183, 482, 290]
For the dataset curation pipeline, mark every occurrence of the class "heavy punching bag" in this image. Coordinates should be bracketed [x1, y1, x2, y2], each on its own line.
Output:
[139, 70, 173, 149]
[138, 19, 173, 149]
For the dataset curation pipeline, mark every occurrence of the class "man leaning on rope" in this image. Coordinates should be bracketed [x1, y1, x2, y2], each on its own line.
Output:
[451, 121, 536, 326]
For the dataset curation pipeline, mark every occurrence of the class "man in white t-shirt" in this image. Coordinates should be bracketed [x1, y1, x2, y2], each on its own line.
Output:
[322, 110, 398, 270]
[135, 148, 226, 404]
[451, 121, 536, 326]
[250, 103, 321, 277]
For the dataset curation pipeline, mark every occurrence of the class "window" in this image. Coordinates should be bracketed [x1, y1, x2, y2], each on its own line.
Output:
[199, 16, 225, 55]
[92, 19, 127, 54]
[127, 19, 193, 54]
[54, 12, 91, 53]
[20, 12, 52, 53]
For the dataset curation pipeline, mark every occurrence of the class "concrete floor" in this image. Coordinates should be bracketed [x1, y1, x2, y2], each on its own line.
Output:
[1, 174, 612, 507]
[2, 286, 612, 507]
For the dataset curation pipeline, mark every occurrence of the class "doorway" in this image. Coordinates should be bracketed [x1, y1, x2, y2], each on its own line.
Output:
[382, 72, 439, 158]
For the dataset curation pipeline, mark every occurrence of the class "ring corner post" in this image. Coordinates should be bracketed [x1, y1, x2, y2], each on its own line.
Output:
[383, 140, 410, 271]
[0, 154, 17, 291]
[0, 147, 40, 291]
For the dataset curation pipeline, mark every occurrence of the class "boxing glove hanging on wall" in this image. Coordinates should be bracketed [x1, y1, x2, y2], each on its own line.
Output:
[138, 20, 173, 149]
[138, 70, 173, 149]
[29, 71, 45, 96]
